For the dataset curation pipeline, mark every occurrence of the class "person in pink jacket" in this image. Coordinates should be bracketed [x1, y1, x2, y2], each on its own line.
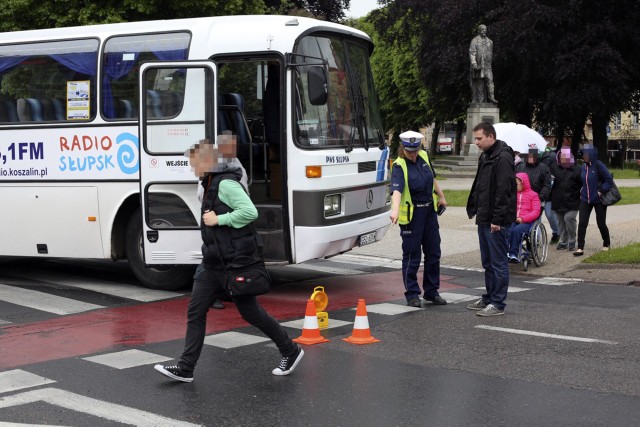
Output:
[508, 172, 541, 262]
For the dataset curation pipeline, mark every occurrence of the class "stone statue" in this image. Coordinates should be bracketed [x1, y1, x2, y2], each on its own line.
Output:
[469, 24, 497, 105]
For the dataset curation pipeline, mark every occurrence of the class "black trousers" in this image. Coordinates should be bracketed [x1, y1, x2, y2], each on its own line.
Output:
[577, 201, 610, 250]
[178, 264, 296, 372]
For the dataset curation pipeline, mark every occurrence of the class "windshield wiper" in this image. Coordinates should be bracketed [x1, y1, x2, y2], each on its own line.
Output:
[345, 62, 368, 152]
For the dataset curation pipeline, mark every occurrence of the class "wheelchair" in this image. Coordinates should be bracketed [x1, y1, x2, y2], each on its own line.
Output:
[517, 218, 548, 271]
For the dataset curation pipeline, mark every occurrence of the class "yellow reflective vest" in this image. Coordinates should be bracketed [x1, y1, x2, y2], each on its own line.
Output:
[394, 151, 437, 225]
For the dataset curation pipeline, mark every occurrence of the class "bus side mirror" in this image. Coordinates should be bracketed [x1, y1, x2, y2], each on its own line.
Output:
[307, 66, 328, 106]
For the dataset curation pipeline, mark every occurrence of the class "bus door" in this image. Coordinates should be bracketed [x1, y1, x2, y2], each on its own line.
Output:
[138, 61, 216, 265]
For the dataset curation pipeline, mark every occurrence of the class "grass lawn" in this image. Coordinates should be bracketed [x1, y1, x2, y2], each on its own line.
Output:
[443, 186, 640, 207]
[583, 243, 640, 264]
[611, 168, 640, 179]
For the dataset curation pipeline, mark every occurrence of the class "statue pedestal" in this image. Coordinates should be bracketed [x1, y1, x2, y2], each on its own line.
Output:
[464, 103, 500, 155]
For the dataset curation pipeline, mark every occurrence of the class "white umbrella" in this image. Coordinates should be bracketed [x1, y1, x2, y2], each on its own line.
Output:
[493, 122, 547, 153]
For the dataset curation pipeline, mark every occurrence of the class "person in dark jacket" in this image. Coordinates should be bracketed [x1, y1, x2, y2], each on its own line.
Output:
[551, 147, 581, 251]
[515, 148, 559, 243]
[155, 138, 303, 383]
[466, 122, 516, 316]
[574, 144, 613, 256]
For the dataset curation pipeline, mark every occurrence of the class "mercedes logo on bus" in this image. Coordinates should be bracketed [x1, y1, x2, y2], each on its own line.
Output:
[366, 189, 374, 209]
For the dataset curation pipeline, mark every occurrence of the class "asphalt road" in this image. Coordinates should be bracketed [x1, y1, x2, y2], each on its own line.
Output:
[1, 257, 639, 426]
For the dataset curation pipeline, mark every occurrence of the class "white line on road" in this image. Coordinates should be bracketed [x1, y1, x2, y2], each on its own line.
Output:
[0, 370, 56, 394]
[475, 325, 618, 344]
[330, 254, 404, 269]
[9, 270, 182, 302]
[285, 263, 364, 275]
[0, 387, 201, 426]
[524, 277, 584, 286]
[0, 283, 103, 315]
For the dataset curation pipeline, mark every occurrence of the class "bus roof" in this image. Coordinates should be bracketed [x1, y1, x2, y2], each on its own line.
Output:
[0, 15, 373, 55]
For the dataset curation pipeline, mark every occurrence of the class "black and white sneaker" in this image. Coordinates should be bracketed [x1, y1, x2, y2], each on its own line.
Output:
[272, 346, 304, 376]
[154, 364, 193, 383]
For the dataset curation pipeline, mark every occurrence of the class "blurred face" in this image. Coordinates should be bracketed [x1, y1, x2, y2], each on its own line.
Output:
[479, 25, 487, 37]
[189, 143, 219, 179]
[217, 132, 237, 159]
[473, 129, 495, 151]
[516, 177, 523, 190]
[582, 143, 595, 162]
[559, 148, 574, 167]
[527, 148, 539, 164]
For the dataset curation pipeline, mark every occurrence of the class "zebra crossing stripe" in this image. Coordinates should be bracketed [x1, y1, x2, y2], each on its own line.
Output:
[285, 263, 364, 275]
[82, 349, 172, 369]
[525, 277, 584, 286]
[0, 387, 201, 426]
[0, 369, 56, 394]
[8, 270, 182, 302]
[0, 283, 103, 315]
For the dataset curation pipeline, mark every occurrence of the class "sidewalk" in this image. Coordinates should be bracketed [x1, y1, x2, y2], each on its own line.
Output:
[353, 178, 640, 285]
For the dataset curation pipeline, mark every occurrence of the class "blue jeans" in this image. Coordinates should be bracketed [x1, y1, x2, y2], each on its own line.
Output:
[508, 222, 532, 258]
[477, 224, 510, 310]
[544, 201, 559, 236]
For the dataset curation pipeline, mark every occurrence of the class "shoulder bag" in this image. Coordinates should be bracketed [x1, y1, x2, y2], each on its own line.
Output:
[600, 180, 622, 206]
[596, 162, 622, 206]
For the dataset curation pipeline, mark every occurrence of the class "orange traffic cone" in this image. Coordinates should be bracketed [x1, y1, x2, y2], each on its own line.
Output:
[293, 299, 330, 345]
[343, 299, 380, 345]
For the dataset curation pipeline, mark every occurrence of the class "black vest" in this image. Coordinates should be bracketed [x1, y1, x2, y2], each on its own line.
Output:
[200, 172, 260, 267]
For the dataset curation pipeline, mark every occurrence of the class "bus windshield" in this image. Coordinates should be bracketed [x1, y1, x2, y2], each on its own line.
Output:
[293, 35, 384, 150]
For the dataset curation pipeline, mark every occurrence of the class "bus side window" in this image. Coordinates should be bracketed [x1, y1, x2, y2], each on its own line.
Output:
[101, 32, 190, 120]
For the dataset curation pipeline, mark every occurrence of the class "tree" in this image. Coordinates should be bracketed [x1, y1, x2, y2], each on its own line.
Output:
[0, 0, 267, 31]
[376, 0, 640, 164]
[262, 0, 351, 22]
[350, 8, 430, 156]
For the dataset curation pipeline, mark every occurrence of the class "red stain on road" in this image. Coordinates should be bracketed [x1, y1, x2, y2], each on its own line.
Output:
[0, 271, 463, 370]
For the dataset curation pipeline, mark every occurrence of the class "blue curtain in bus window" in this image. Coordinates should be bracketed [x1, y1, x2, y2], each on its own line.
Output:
[49, 52, 97, 76]
[0, 56, 29, 72]
[102, 52, 139, 119]
[152, 49, 187, 61]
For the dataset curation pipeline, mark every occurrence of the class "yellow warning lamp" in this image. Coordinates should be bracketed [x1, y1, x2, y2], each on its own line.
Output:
[306, 165, 322, 178]
[310, 286, 329, 329]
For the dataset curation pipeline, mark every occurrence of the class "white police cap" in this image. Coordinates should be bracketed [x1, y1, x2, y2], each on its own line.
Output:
[399, 130, 424, 151]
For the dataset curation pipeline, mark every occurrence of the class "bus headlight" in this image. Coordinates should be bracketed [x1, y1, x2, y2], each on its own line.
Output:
[324, 194, 341, 217]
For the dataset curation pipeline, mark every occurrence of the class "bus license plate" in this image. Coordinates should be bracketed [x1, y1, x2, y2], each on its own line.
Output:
[358, 232, 376, 246]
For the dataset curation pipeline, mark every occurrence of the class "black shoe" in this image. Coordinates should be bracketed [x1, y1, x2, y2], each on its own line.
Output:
[550, 234, 560, 244]
[424, 295, 447, 305]
[272, 345, 304, 376]
[211, 298, 224, 309]
[556, 243, 567, 250]
[407, 297, 422, 308]
[154, 364, 193, 383]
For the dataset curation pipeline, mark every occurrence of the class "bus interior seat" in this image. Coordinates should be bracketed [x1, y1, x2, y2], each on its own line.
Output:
[224, 93, 252, 146]
[118, 99, 134, 118]
[158, 91, 183, 117]
[16, 99, 32, 122]
[40, 98, 55, 121]
[2, 100, 19, 122]
[51, 98, 65, 120]
[217, 94, 231, 134]
[26, 98, 44, 121]
[146, 90, 162, 118]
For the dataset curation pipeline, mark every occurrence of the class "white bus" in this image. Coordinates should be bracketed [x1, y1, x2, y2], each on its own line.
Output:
[0, 16, 391, 290]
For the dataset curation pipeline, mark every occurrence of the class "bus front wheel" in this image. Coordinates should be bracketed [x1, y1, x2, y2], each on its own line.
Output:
[125, 209, 195, 291]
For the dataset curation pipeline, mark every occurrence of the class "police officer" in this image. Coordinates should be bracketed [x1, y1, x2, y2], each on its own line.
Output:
[390, 131, 448, 307]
